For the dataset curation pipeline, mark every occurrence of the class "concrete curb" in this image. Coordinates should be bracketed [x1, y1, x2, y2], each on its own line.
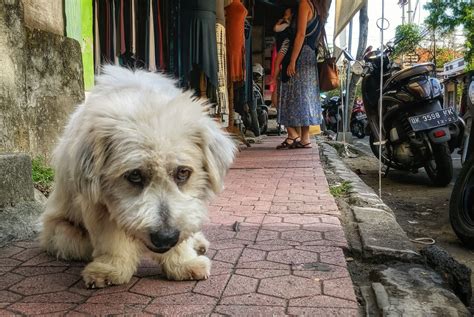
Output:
[317, 140, 471, 316]
[318, 142, 420, 262]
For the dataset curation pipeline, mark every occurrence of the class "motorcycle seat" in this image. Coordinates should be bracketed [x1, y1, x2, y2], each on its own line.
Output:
[384, 63, 436, 90]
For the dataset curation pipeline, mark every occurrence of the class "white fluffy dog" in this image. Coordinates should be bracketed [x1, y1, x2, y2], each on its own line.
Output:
[39, 66, 236, 288]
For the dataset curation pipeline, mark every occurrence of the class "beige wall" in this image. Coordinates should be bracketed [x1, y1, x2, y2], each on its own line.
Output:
[22, 0, 64, 35]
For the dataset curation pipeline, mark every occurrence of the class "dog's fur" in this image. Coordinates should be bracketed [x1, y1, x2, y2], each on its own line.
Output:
[39, 66, 236, 288]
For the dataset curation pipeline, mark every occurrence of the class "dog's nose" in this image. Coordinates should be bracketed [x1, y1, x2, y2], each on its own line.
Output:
[149, 228, 180, 253]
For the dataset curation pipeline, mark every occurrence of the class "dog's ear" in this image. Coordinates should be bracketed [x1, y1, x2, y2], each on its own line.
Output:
[73, 130, 111, 204]
[199, 120, 236, 195]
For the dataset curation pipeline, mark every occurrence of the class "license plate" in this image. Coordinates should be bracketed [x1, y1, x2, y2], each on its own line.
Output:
[356, 113, 367, 120]
[408, 108, 458, 132]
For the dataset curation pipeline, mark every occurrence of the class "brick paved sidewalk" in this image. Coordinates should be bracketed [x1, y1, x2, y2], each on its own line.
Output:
[0, 137, 358, 316]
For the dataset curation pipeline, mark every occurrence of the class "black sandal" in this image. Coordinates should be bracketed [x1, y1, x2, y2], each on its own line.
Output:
[276, 137, 298, 150]
[294, 141, 313, 149]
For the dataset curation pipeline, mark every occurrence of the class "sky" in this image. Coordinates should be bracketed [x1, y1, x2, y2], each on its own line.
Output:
[325, 0, 430, 56]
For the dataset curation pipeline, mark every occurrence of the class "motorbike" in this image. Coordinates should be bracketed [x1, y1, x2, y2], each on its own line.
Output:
[351, 99, 368, 139]
[449, 72, 474, 246]
[356, 43, 464, 186]
[241, 63, 269, 136]
[322, 96, 342, 133]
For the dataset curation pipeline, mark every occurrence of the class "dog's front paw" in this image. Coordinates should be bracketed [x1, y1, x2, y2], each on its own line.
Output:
[82, 260, 133, 288]
[188, 255, 211, 280]
[192, 232, 210, 255]
[163, 255, 211, 281]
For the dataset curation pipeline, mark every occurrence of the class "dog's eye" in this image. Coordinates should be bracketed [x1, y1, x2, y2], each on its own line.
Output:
[175, 166, 192, 184]
[126, 169, 143, 185]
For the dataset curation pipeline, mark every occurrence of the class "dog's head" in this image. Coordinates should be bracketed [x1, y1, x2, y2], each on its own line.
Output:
[68, 66, 236, 253]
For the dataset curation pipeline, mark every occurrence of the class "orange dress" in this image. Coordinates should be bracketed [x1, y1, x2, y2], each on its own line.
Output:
[225, 0, 247, 82]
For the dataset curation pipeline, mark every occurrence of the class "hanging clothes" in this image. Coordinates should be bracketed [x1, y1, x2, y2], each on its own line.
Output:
[216, 0, 229, 120]
[148, 0, 157, 71]
[180, 0, 219, 88]
[152, 0, 164, 70]
[94, 0, 101, 73]
[164, 0, 182, 79]
[135, 0, 148, 68]
[225, 0, 247, 83]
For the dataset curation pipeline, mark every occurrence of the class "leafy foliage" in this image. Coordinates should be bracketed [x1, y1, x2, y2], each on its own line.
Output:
[393, 24, 423, 57]
[329, 181, 352, 198]
[424, 0, 474, 69]
[416, 47, 464, 68]
[31, 156, 54, 196]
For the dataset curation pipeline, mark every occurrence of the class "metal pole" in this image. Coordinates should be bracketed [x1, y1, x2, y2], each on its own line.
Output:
[407, 0, 412, 23]
[379, 0, 385, 198]
[402, 2, 405, 25]
[344, 20, 353, 143]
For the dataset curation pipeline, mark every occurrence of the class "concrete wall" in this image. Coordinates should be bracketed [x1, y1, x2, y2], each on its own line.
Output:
[0, 0, 84, 158]
[22, 0, 64, 35]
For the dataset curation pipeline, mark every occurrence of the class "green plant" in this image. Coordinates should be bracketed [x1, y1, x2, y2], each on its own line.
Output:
[329, 181, 352, 198]
[425, 0, 474, 70]
[393, 23, 423, 58]
[31, 156, 54, 196]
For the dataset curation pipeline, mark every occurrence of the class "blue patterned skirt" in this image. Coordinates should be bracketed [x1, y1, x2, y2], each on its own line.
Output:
[279, 45, 322, 127]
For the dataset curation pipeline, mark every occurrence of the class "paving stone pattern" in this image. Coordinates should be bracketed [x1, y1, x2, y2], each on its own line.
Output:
[0, 137, 357, 316]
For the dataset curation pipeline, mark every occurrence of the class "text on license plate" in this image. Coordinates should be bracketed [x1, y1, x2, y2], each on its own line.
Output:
[408, 108, 458, 132]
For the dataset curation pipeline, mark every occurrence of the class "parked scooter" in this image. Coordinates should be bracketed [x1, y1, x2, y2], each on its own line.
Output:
[351, 98, 368, 139]
[450, 73, 474, 246]
[322, 96, 342, 133]
[356, 43, 464, 186]
[241, 64, 269, 136]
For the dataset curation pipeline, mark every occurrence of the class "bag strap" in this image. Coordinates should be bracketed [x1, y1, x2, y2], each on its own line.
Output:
[319, 27, 332, 58]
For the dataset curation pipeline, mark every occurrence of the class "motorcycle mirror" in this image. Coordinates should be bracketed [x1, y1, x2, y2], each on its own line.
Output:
[351, 61, 364, 76]
[342, 49, 355, 62]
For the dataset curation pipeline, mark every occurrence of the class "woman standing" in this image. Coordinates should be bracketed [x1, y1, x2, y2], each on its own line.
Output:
[277, 0, 330, 149]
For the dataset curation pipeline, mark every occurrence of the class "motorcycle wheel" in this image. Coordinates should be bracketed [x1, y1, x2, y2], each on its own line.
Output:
[351, 121, 366, 139]
[369, 132, 407, 170]
[258, 109, 268, 135]
[424, 143, 453, 187]
[449, 155, 474, 247]
[250, 109, 261, 137]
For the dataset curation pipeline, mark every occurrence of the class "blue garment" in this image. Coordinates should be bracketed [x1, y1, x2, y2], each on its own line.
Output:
[279, 3, 322, 127]
[279, 45, 322, 127]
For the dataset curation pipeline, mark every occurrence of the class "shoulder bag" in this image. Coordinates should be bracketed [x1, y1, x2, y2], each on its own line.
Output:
[317, 28, 339, 92]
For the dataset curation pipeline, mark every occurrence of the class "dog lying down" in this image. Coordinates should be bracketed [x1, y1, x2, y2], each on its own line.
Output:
[39, 65, 236, 288]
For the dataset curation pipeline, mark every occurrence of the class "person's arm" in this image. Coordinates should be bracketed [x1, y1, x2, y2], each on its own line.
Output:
[271, 52, 285, 84]
[271, 40, 289, 84]
[274, 20, 289, 32]
[287, 0, 311, 77]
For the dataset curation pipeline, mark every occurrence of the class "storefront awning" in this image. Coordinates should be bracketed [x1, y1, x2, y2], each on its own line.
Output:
[333, 0, 366, 41]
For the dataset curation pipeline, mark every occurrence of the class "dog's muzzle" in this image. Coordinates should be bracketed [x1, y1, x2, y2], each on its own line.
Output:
[149, 228, 180, 253]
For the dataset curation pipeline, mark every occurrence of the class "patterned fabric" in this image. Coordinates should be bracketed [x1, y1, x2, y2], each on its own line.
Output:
[279, 45, 322, 127]
[279, 38, 290, 55]
[216, 23, 229, 117]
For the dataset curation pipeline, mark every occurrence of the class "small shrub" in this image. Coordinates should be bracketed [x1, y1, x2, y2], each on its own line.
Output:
[31, 156, 54, 196]
[329, 181, 352, 198]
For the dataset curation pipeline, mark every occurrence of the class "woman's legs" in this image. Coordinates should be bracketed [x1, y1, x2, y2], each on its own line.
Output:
[276, 126, 300, 149]
[300, 126, 312, 146]
[287, 126, 300, 140]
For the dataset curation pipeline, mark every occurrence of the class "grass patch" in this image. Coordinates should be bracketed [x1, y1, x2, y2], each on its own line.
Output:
[329, 181, 352, 198]
[31, 156, 54, 197]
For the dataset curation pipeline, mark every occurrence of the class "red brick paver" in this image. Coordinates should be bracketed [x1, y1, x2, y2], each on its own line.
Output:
[0, 137, 358, 316]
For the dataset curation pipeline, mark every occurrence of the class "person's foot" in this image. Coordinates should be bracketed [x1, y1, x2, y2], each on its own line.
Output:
[294, 140, 312, 148]
[276, 137, 299, 149]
